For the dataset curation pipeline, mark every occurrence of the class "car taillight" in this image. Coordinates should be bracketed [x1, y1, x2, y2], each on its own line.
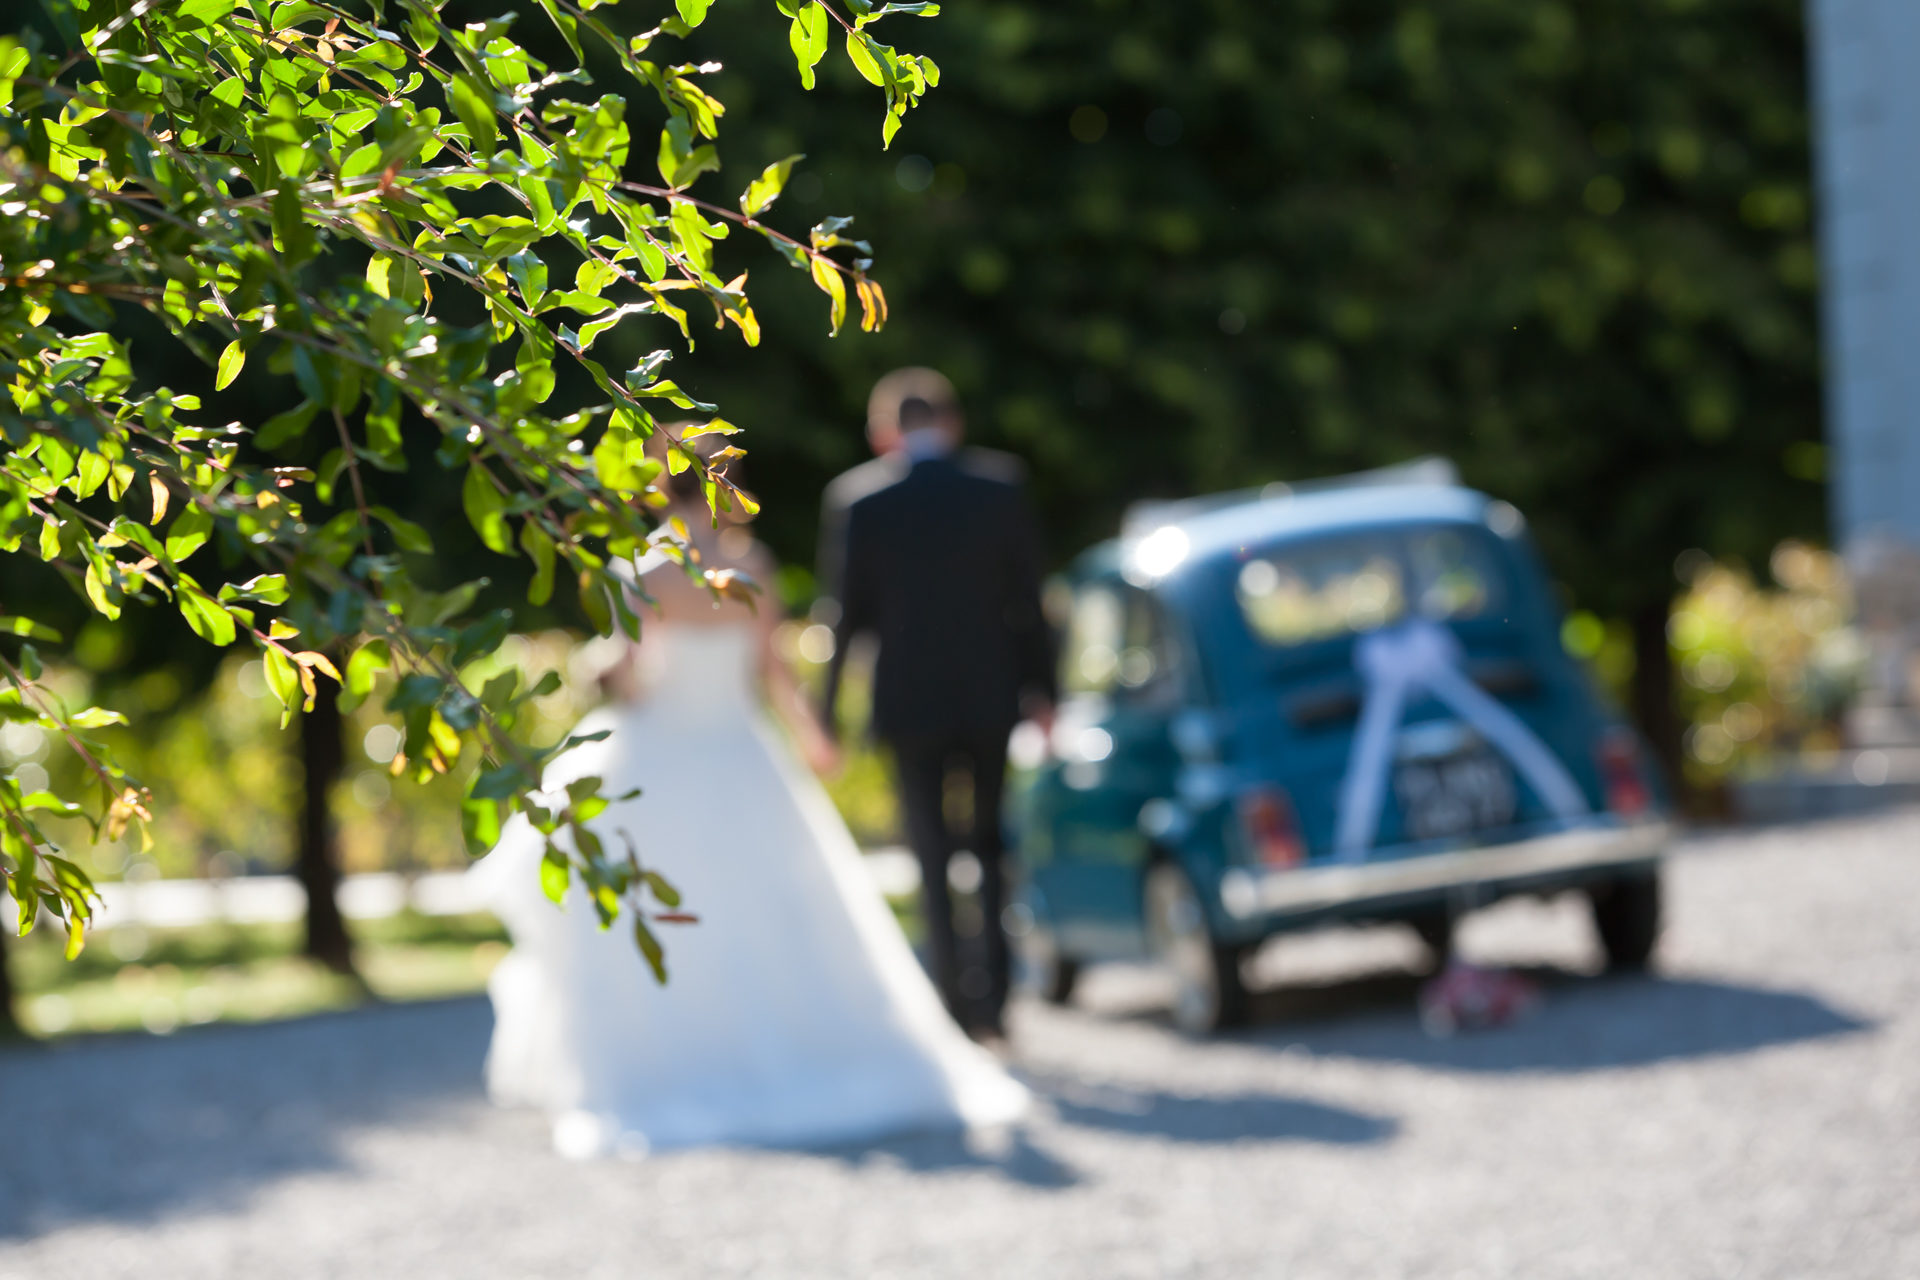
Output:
[1239, 786, 1305, 869]
[1596, 729, 1651, 817]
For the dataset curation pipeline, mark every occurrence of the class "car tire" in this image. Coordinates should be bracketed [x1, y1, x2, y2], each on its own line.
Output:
[1021, 917, 1080, 1005]
[1588, 870, 1661, 971]
[1409, 912, 1455, 966]
[1144, 863, 1249, 1035]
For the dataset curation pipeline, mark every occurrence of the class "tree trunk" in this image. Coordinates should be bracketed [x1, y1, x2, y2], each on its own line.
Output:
[1630, 600, 1686, 804]
[298, 678, 357, 976]
[0, 929, 17, 1037]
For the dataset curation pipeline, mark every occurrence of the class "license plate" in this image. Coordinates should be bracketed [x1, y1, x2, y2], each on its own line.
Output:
[1393, 750, 1517, 843]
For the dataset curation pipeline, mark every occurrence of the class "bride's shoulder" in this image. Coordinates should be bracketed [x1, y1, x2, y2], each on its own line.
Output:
[633, 523, 778, 623]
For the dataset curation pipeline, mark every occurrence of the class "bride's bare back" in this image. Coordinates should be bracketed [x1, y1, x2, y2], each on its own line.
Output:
[611, 504, 836, 772]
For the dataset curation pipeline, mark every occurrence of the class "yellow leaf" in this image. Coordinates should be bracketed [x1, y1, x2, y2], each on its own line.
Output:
[809, 256, 847, 335]
[293, 650, 343, 682]
[148, 473, 170, 525]
[856, 277, 889, 333]
[725, 301, 761, 347]
[427, 711, 462, 768]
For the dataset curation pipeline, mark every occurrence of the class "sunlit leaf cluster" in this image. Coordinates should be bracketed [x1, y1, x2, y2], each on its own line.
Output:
[0, 0, 936, 965]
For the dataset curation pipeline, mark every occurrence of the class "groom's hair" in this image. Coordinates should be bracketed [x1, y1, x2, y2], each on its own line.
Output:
[868, 367, 958, 437]
[897, 395, 939, 432]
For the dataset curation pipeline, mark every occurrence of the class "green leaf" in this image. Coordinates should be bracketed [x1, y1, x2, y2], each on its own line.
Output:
[21, 792, 83, 817]
[741, 153, 803, 217]
[256, 399, 320, 452]
[845, 30, 885, 85]
[533, 0, 583, 60]
[369, 506, 434, 554]
[449, 73, 498, 160]
[263, 645, 301, 723]
[657, 115, 719, 189]
[340, 140, 385, 180]
[451, 609, 512, 668]
[540, 850, 571, 904]
[84, 562, 121, 621]
[345, 639, 391, 699]
[164, 506, 213, 562]
[861, 2, 940, 18]
[520, 520, 557, 605]
[219, 573, 288, 604]
[388, 673, 446, 713]
[462, 796, 503, 855]
[0, 40, 28, 112]
[215, 340, 245, 390]
[675, 0, 712, 27]
[578, 571, 613, 635]
[641, 869, 681, 908]
[364, 382, 404, 467]
[789, 1, 830, 90]
[633, 914, 666, 982]
[74, 452, 109, 500]
[179, 586, 238, 646]
[0, 616, 61, 642]
[471, 762, 533, 801]
[462, 463, 512, 554]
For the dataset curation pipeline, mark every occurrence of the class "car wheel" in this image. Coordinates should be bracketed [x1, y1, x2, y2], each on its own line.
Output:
[1144, 863, 1249, 1034]
[1020, 916, 1080, 1005]
[1588, 870, 1661, 971]
[1409, 912, 1455, 966]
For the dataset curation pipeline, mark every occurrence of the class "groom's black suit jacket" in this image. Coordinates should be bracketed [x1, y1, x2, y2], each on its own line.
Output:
[822, 449, 1056, 746]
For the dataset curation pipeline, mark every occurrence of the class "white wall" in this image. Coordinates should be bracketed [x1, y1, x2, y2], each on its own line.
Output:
[1808, 0, 1920, 551]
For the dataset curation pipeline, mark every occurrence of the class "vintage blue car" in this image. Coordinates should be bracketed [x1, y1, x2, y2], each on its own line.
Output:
[1014, 465, 1669, 1032]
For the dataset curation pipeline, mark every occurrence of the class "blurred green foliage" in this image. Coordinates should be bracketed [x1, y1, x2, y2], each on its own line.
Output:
[1667, 543, 1864, 783]
[0, 0, 944, 966]
[0, 633, 604, 882]
[674, 0, 1820, 632]
[2, 0, 1824, 903]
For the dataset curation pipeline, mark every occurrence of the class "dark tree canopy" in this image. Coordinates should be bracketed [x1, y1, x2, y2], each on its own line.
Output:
[683, 1, 1821, 627]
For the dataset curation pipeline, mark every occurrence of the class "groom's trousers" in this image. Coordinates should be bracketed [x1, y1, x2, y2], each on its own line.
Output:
[890, 731, 1012, 1029]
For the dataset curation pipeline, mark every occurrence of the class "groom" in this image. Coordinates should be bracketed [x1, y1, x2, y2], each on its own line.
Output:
[820, 368, 1056, 1040]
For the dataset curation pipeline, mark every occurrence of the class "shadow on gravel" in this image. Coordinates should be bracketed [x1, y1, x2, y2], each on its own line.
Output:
[0, 996, 493, 1238]
[1228, 968, 1871, 1074]
[1035, 1075, 1397, 1146]
[807, 1074, 1395, 1189]
[817, 1122, 1084, 1189]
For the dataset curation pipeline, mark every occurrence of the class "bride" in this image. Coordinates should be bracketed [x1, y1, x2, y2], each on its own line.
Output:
[472, 445, 1028, 1159]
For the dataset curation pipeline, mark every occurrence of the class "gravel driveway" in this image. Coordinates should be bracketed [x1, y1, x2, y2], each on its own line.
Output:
[2, 811, 1915, 1279]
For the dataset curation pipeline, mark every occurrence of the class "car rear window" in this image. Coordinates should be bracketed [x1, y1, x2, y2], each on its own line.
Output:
[1061, 582, 1182, 698]
[1234, 524, 1507, 647]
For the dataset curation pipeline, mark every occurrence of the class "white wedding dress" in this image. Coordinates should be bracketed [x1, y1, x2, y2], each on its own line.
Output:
[471, 623, 1028, 1158]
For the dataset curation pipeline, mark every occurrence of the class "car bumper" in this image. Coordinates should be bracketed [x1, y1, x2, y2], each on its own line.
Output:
[1220, 819, 1670, 924]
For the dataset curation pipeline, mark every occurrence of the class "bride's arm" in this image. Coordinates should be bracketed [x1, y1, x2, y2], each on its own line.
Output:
[745, 545, 841, 774]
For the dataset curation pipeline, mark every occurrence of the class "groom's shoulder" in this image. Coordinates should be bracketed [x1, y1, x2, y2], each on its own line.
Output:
[955, 446, 1028, 489]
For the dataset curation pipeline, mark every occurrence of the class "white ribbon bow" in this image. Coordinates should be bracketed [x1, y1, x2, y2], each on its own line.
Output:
[1333, 619, 1589, 862]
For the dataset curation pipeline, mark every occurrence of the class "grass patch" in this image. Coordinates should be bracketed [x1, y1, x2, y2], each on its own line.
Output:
[12, 911, 509, 1040]
[10, 889, 927, 1041]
